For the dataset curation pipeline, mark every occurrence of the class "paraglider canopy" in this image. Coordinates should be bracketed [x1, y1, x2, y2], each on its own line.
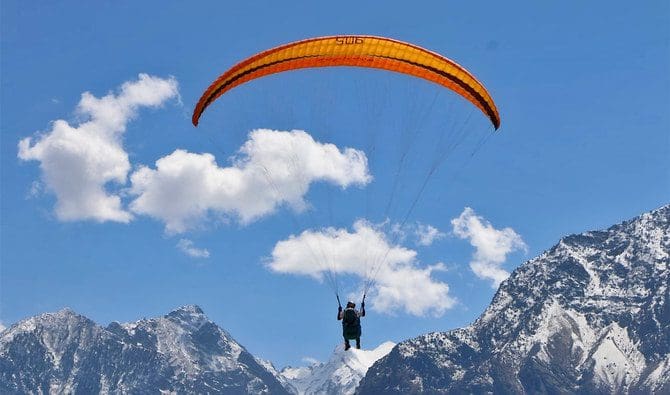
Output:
[192, 35, 500, 129]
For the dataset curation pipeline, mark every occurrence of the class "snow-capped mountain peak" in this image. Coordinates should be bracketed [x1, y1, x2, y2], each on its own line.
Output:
[281, 341, 395, 395]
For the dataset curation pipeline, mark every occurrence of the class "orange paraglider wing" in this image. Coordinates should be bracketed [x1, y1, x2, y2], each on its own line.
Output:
[192, 35, 500, 129]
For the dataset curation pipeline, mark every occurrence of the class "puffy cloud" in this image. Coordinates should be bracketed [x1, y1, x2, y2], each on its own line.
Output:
[451, 207, 526, 288]
[380, 221, 445, 247]
[176, 239, 210, 258]
[414, 223, 446, 246]
[18, 74, 179, 222]
[129, 129, 371, 233]
[267, 220, 455, 316]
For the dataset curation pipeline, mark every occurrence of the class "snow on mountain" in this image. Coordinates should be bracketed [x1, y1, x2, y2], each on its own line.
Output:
[280, 341, 395, 395]
[0, 305, 289, 394]
[358, 205, 670, 394]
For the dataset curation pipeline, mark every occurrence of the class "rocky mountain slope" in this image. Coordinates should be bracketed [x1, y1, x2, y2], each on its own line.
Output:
[0, 305, 289, 394]
[357, 205, 670, 394]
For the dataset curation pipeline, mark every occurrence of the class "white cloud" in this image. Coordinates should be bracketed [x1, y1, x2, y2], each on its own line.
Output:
[177, 239, 210, 258]
[266, 220, 455, 316]
[18, 74, 179, 223]
[375, 221, 445, 247]
[451, 207, 526, 288]
[129, 129, 371, 233]
[415, 223, 446, 246]
[0, 322, 6, 332]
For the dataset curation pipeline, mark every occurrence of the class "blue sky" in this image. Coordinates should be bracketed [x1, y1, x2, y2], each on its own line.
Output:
[1, 1, 668, 368]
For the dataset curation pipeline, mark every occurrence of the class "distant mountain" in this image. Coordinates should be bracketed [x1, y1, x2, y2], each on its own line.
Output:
[0, 305, 289, 394]
[358, 205, 670, 394]
[279, 341, 394, 395]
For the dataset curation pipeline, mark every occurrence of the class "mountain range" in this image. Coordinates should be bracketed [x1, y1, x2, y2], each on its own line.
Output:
[0, 305, 288, 394]
[1, 205, 668, 394]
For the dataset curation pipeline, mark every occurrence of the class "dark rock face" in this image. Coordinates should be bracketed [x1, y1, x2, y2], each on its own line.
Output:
[0, 305, 289, 394]
[358, 205, 670, 394]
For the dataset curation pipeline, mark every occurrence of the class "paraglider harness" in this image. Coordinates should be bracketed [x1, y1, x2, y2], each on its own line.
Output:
[337, 295, 365, 340]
